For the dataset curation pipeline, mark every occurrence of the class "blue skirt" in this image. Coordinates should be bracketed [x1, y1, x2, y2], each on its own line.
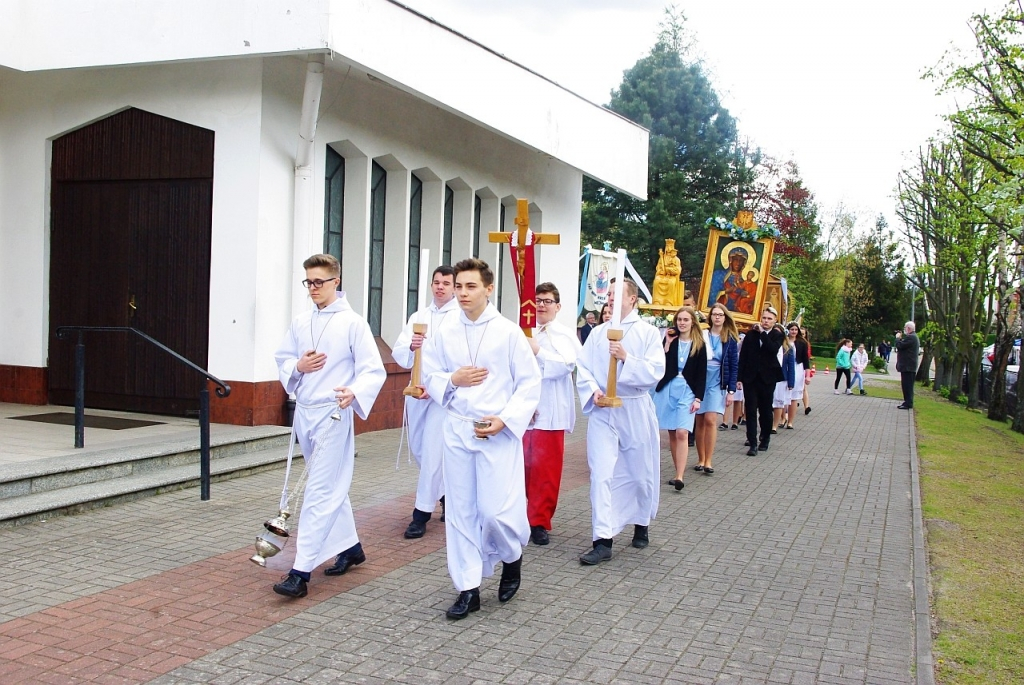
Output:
[699, 363, 725, 415]
[651, 376, 696, 432]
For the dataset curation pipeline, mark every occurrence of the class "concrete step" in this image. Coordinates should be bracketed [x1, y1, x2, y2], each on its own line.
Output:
[0, 428, 298, 528]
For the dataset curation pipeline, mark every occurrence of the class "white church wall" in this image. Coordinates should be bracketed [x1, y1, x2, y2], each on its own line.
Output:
[1, 0, 647, 199]
[0, 59, 265, 376]
[1, 51, 594, 389]
[302, 58, 586, 342]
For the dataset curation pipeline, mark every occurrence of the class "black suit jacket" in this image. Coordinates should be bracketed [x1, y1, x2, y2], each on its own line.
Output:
[895, 333, 919, 373]
[737, 327, 785, 386]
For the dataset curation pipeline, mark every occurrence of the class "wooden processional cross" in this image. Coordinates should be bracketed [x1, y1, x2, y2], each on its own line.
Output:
[488, 199, 560, 337]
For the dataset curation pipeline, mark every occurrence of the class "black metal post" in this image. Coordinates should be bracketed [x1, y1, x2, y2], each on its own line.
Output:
[199, 387, 211, 501]
[74, 331, 85, 448]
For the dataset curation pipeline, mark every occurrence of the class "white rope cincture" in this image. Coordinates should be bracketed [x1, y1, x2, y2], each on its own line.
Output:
[279, 406, 343, 515]
[394, 399, 412, 470]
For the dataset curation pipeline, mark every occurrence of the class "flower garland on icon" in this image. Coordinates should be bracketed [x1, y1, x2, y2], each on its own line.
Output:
[705, 216, 780, 243]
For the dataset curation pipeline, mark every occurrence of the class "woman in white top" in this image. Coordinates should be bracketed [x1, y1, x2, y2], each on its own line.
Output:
[851, 343, 870, 395]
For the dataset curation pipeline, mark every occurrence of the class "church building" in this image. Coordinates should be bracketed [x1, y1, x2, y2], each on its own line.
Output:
[0, 0, 648, 430]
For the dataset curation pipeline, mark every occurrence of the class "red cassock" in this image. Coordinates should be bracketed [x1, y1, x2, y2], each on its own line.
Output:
[523, 429, 564, 529]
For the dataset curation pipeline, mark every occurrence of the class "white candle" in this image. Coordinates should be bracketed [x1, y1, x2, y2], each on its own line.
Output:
[418, 248, 430, 312]
[610, 248, 627, 329]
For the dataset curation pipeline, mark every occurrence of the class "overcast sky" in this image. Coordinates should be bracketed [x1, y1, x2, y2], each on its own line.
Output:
[400, 0, 1000, 232]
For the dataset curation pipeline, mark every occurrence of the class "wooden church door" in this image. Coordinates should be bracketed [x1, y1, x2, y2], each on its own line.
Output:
[48, 108, 215, 415]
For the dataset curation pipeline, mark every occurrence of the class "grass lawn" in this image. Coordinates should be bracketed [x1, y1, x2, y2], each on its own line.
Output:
[900, 381, 1024, 684]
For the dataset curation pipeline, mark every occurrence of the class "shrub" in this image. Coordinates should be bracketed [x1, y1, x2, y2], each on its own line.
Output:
[957, 394, 969, 406]
[939, 386, 951, 399]
[871, 357, 886, 371]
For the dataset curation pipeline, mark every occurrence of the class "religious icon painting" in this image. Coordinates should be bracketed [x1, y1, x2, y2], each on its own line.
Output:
[696, 229, 775, 327]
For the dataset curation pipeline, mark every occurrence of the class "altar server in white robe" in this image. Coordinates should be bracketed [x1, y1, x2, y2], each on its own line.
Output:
[271, 253, 386, 599]
[576, 278, 664, 565]
[421, 258, 541, 620]
[391, 265, 459, 539]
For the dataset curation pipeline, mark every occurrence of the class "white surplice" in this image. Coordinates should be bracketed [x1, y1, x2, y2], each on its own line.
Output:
[391, 297, 460, 514]
[576, 309, 664, 541]
[423, 303, 541, 591]
[531, 319, 582, 432]
[274, 292, 386, 573]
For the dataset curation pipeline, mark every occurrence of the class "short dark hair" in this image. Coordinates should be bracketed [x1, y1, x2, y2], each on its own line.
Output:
[536, 282, 560, 303]
[432, 265, 455, 280]
[453, 258, 494, 287]
[303, 253, 341, 277]
[609, 277, 638, 300]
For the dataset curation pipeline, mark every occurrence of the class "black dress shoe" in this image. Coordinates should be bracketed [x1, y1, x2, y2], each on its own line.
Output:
[439, 497, 445, 522]
[746, 448, 757, 456]
[805, 407, 812, 415]
[324, 549, 366, 576]
[530, 525, 549, 546]
[631, 525, 649, 549]
[758, 443, 769, 452]
[404, 520, 426, 539]
[498, 557, 521, 603]
[446, 589, 480, 619]
[897, 404, 911, 410]
[744, 439, 750, 446]
[703, 467, 714, 475]
[273, 573, 307, 598]
[579, 544, 612, 565]
[693, 464, 704, 472]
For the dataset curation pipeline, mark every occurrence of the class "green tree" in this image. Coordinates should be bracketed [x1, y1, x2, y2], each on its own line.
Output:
[581, 8, 749, 286]
[929, 0, 1024, 427]
[840, 216, 908, 344]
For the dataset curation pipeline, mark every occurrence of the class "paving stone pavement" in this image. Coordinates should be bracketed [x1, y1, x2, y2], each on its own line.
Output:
[0, 375, 924, 684]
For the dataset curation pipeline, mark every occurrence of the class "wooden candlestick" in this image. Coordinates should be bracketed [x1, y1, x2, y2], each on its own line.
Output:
[595, 328, 624, 408]
[402, 323, 428, 397]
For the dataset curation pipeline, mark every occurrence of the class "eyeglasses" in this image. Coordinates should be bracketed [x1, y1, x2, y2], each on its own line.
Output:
[535, 298, 558, 306]
[302, 277, 339, 289]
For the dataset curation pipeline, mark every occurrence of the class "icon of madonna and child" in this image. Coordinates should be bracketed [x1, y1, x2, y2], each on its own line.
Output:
[698, 225, 774, 324]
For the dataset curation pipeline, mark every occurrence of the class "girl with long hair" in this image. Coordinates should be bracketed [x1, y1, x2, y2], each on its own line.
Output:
[694, 303, 739, 475]
[801, 327, 813, 414]
[652, 307, 707, 490]
[771, 325, 796, 431]
[784, 322, 811, 429]
[834, 339, 853, 394]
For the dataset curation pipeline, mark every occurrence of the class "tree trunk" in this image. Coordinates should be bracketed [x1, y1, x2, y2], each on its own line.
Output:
[988, 339, 1012, 421]
[1012, 367, 1024, 433]
[917, 347, 934, 385]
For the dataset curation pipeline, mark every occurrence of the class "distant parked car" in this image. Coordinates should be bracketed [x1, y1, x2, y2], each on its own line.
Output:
[982, 341, 1021, 372]
[972, 340, 1020, 414]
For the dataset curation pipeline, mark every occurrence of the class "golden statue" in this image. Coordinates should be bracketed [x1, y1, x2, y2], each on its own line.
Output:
[651, 239, 684, 307]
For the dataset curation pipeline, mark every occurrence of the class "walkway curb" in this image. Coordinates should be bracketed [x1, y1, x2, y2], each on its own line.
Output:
[908, 408, 936, 685]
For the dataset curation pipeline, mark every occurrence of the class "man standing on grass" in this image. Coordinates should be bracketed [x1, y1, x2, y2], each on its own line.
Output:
[895, 321, 919, 409]
[420, 258, 541, 620]
[272, 253, 386, 598]
[391, 265, 458, 539]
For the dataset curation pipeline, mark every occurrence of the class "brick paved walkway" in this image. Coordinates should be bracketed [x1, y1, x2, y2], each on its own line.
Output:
[0, 375, 923, 684]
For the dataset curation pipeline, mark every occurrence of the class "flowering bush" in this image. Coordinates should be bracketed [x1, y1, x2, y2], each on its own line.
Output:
[705, 216, 780, 242]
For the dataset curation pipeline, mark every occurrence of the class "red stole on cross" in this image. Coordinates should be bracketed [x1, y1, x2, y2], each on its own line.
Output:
[509, 229, 537, 329]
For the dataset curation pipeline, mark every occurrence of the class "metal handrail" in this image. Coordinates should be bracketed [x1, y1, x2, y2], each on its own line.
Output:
[55, 326, 231, 501]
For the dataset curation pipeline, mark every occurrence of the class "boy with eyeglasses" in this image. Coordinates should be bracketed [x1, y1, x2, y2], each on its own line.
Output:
[523, 282, 582, 546]
[271, 253, 386, 598]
